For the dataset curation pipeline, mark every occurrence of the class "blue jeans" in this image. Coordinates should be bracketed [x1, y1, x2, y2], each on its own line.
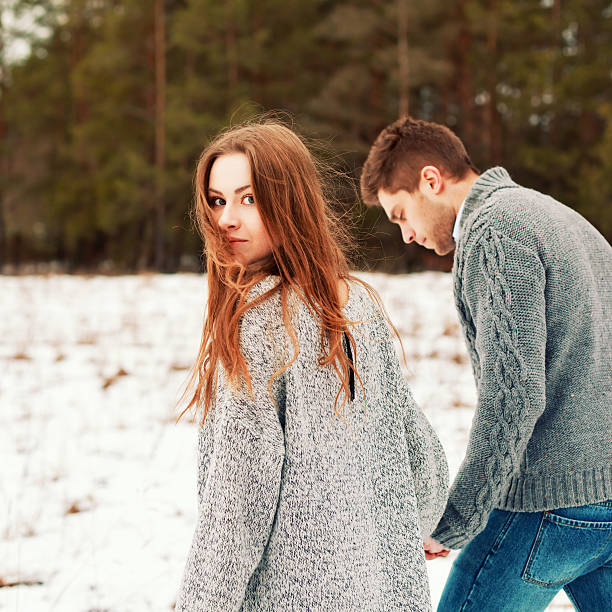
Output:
[438, 501, 612, 611]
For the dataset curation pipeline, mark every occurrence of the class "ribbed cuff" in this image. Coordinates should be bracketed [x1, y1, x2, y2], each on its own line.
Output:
[431, 505, 471, 550]
[499, 465, 612, 512]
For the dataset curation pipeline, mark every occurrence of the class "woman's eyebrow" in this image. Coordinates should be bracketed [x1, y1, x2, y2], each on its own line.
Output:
[208, 184, 251, 196]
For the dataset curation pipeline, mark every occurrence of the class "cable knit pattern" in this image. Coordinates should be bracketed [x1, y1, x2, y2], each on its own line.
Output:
[467, 226, 531, 534]
[177, 277, 449, 611]
[433, 167, 612, 550]
[452, 212, 490, 384]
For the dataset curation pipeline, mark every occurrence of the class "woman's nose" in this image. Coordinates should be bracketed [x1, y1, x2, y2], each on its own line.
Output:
[218, 205, 240, 230]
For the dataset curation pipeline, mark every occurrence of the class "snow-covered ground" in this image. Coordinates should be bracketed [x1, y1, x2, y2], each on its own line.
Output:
[1, 272, 572, 611]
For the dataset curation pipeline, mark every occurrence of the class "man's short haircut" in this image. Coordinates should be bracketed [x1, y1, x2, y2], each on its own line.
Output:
[360, 116, 479, 206]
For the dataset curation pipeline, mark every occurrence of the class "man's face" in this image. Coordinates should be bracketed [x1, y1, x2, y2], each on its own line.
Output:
[377, 188, 456, 256]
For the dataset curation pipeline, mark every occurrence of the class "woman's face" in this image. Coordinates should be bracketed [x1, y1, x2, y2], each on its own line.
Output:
[208, 153, 274, 266]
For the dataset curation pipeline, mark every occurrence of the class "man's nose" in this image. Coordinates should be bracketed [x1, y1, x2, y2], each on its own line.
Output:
[401, 225, 415, 244]
[218, 205, 240, 230]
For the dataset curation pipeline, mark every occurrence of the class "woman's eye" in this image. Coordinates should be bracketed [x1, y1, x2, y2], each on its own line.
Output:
[242, 194, 255, 205]
[210, 197, 225, 207]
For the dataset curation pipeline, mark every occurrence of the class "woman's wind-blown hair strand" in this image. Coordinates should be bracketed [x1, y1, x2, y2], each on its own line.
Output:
[179, 119, 402, 425]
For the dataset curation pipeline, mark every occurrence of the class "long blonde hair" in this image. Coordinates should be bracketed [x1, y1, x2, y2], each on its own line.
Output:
[180, 121, 394, 424]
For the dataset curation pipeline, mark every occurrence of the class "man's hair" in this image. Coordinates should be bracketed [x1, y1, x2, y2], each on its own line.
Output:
[360, 116, 479, 206]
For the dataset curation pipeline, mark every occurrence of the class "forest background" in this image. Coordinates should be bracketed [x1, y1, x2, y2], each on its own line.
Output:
[2, 0, 611, 273]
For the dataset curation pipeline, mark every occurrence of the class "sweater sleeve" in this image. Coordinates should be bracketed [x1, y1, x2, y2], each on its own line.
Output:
[380, 308, 449, 538]
[403, 394, 449, 538]
[176, 302, 286, 611]
[432, 228, 547, 549]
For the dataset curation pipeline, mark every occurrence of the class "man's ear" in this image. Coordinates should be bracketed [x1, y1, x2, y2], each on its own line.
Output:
[419, 166, 444, 196]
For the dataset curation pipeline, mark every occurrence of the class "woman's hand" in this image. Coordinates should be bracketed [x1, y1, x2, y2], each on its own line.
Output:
[423, 536, 450, 560]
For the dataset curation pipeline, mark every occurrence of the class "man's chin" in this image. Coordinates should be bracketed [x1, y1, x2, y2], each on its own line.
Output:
[434, 243, 456, 256]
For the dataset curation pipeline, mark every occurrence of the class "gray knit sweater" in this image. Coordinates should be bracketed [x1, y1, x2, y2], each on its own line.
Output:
[432, 167, 612, 550]
[176, 277, 448, 611]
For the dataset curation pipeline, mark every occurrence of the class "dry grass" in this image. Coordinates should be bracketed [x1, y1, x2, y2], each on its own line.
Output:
[102, 368, 129, 390]
[0, 577, 44, 588]
[65, 501, 83, 515]
[77, 334, 97, 345]
[441, 321, 460, 337]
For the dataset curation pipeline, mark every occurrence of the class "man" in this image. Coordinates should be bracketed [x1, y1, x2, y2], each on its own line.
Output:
[361, 116, 612, 611]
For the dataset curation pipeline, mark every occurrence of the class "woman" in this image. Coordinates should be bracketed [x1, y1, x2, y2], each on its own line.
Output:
[176, 121, 448, 611]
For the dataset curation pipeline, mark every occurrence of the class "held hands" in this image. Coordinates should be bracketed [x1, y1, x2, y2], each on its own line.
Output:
[423, 536, 450, 560]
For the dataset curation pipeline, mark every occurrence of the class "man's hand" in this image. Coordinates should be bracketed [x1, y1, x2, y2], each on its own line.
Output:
[423, 536, 450, 560]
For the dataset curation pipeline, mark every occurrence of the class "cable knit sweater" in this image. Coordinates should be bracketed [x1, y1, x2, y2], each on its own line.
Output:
[432, 167, 612, 550]
[176, 277, 449, 611]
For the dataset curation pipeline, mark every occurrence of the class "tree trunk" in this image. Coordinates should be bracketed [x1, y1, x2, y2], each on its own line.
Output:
[550, 0, 562, 148]
[154, 0, 166, 270]
[0, 1, 6, 270]
[397, 0, 409, 117]
[485, 0, 502, 164]
[456, 0, 473, 145]
[226, 0, 238, 97]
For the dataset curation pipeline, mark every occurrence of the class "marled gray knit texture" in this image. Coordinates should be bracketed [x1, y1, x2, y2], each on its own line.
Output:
[176, 277, 449, 611]
[432, 167, 612, 550]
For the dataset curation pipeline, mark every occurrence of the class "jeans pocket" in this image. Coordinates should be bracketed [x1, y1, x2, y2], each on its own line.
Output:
[521, 511, 612, 587]
[590, 499, 612, 509]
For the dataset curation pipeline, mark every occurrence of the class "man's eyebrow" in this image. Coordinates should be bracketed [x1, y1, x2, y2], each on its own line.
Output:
[208, 184, 251, 195]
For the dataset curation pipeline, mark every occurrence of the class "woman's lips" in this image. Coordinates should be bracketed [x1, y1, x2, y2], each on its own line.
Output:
[228, 237, 247, 244]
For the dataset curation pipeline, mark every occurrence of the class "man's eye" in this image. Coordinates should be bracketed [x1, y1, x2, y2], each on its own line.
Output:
[243, 195, 255, 205]
[210, 197, 225, 207]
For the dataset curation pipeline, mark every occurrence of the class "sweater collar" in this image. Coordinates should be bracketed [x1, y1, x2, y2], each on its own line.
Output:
[458, 166, 516, 235]
[452, 200, 466, 242]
